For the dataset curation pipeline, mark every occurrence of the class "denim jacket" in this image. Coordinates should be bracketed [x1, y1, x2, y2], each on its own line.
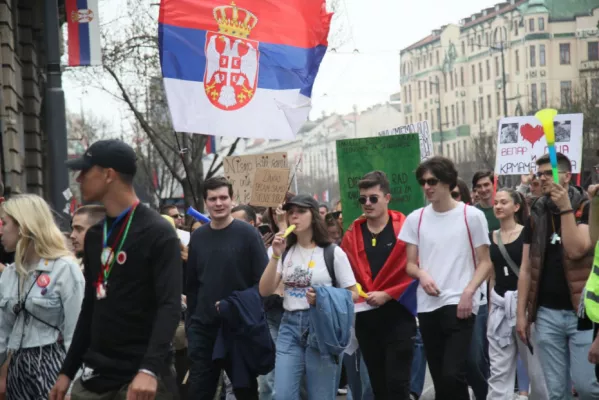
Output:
[308, 286, 354, 358]
[0, 256, 84, 365]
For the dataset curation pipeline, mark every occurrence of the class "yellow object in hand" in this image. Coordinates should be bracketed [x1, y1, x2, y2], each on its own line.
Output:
[283, 224, 296, 238]
[356, 283, 369, 299]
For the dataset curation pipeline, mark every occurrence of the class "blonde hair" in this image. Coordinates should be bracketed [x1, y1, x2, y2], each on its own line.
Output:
[161, 214, 176, 230]
[2, 194, 73, 280]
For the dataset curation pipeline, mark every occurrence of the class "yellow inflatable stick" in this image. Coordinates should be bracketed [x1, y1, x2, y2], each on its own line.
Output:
[283, 224, 296, 238]
[356, 283, 369, 299]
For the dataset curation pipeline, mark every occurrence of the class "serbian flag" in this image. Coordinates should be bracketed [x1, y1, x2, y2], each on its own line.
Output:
[158, 0, 332, 140]
[66, 0, 102, 66]
[205, 135, 216, 154]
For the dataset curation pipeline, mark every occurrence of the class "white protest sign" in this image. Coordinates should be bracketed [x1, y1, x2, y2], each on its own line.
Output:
[376, 120, 433, 160]
[494, 114, 584, 175]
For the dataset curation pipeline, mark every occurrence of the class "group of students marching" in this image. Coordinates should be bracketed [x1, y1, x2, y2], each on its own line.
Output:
[0, 138, 598, 400]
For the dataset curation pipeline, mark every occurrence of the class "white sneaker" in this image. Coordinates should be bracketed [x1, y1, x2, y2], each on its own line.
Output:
[514, 395, 528, 400]
[337, 387, 348, 395]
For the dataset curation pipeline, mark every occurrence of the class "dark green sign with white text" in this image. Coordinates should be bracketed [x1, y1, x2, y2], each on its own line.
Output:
[336, 134, 424, 230]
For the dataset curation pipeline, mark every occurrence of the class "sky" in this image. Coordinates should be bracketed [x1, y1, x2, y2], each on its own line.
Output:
[62, 0, 502, 131]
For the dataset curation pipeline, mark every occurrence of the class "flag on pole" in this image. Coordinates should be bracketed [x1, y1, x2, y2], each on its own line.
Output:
[158, 0, 332, 140]
[66, 0, 102, 66]
[205, 135, 217, 154]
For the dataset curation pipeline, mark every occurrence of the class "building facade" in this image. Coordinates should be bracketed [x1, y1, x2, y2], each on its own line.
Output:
[400, 0, 599, 167]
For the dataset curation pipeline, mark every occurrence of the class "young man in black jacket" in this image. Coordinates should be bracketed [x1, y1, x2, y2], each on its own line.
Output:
[50, 140, 182, 400]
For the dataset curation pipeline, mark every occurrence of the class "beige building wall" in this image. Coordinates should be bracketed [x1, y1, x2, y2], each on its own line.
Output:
[400, 0, 599, 166]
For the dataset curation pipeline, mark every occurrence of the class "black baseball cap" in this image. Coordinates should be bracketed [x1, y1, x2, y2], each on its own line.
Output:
[282, 194, 319, 211]
[66, 139, 137, 176]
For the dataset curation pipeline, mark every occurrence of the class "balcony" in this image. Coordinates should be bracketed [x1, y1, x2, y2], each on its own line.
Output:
[580, 60, 599, 72]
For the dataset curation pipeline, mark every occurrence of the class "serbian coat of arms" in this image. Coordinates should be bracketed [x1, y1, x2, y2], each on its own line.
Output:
[204, 2, 260, 111]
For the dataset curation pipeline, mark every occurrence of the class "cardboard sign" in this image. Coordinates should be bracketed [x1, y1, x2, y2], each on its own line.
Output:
[249, 168, 291, 207]
[494, 113, 584, 175]
[376, 119, 434, 160]
[223, 152, 288, 204]
[336, 134, 425, 230]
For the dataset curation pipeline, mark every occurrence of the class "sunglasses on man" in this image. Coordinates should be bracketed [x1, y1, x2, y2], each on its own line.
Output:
[358, 195, 379, 205]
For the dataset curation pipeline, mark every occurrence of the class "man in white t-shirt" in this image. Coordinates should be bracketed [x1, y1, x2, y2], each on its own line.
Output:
[398, 156, 492, 400]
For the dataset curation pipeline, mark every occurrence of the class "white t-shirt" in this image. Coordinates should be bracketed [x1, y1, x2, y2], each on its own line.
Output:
[398, 202, 490, 314]
[276, 245, 356, 311]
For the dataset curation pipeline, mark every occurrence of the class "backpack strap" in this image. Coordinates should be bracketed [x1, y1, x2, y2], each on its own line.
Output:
[324, 244, 337, 287]
[464, 204, 477, 269]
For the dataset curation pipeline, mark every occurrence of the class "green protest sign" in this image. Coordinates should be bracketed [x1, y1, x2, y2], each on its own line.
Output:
[336, 134, 424, 230]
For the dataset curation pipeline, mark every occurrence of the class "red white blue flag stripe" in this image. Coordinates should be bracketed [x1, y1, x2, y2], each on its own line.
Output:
[67, 0, 102, 66]
[158, 0, 332, 140]
[205, 136, 216, 154]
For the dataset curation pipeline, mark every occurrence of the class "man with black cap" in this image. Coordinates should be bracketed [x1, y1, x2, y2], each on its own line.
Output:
[50, 139, 182, 400]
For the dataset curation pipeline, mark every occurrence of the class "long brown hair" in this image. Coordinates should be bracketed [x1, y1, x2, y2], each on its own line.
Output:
[285, 207, 332, 249]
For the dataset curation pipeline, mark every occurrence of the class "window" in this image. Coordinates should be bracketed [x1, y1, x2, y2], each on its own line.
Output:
[450, 71, 454, 90]
[496, 91, 501, 116]
[560, 81, 572, 108]
[419, 113, 422, 122]
[486, 60, 491, 80]
[431, 112, 435, 130]
[529, 18, 535, 32]
[495, 57, 500, 77]
[436, 50, 439, 65]
[463, 141, 468, 162]
[487, 95, 492, 119]
[515, 50, 520, 73]
[408, 85, 412, 102]
[456, 102, 460, 125]
[478, 35, 481, 46]
[531, 83, 538, 110]
[404, 90, 407, 104]
[462, 101, 466, 124]
[540, 45, 546, 66]
[457, 142, 461, 162]
[479, 97, 484, 121]
[460, 67, 465, 86]
[514, 20, 519, 36]
[592, 79, 599, 104]
[472, 65, 476, 84]
[530, 45, 536, 67]
[486, 32, 490, 46]
[454, 71, 458, 89]
[445, 106, 449, 125]
[444, 74, 448, 93]
[425, 111, 428, 122]
[418, 81, 422, 99]
[461, 41, 466, 56]
[589, 42, 599, 61]
[538, 17, 545, 31]
[470, 37, 474, 52]
[451, 105, 455, 126]
[540, 82, 547, 108]
[560, 44, 571, 65]
[453, 143, 457, 161]
[473, 100, 478, 122]
[479, 62, 483, 82]
[424, 80, 428, 98]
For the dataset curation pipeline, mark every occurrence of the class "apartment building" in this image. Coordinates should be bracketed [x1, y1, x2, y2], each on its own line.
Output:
[399, 0, 599, 164]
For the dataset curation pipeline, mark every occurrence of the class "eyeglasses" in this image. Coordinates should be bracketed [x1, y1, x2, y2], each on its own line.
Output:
[535, 170, 567, 179]
[358, 195, 379, 205]
[418, 178, 440, 187]
[451, 191, 461, 199]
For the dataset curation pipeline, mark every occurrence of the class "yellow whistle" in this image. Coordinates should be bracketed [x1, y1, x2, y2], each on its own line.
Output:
[283, 224, 296, 238]
[356, 283, 369, 299]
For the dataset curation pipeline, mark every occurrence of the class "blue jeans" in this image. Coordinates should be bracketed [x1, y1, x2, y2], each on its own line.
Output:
[258, 307, 283, 400]
[535, 307, 599, 400]
[410, 328, 426, 397]
[274, 310, 340, 400]
[342, 350, 374, 400]
[516, 355, 530, 392]
[467, 303, 489, 400]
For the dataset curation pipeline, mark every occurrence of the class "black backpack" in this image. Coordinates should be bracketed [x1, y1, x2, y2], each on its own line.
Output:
[281, 243, 337, 287]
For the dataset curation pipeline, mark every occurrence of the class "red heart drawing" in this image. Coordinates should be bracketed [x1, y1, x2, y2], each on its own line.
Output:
[520, 124, 544, 148]
[282, 154, 287, 158]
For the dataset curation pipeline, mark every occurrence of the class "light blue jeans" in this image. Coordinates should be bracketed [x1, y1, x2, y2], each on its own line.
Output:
[274, 310, 340, 400]
[535, 307, 599, 400]
[341, 350, 374, 400]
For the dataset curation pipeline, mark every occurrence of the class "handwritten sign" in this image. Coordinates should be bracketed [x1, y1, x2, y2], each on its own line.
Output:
[376, 120, 433, 160]
[250, 168, 291, 207]
[223, 152, 288, 204]
[336, 134, 424, 230]
[494, 114, 583, 175]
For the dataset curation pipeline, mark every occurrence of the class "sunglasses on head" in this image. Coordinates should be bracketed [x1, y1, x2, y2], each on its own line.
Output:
[358, 195, 379, 205]
[418, 178, 440, 187]
[451, 191, 461, 199]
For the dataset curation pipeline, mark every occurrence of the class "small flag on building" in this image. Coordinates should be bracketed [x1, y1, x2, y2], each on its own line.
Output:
[66, 0, 102, 66]
[205, 135, 217, 154]
[158, 0, 332, 140]
[322, 190, 329, 203]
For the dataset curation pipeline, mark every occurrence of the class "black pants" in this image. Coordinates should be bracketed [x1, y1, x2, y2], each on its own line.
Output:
[419, 305, 475, 400]
[187, 323, 258, 400]
[356, 301, 416, 400]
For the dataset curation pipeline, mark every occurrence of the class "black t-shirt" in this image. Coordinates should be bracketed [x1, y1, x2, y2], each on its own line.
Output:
[489, 229, 525, 297]
[361, 218, 396, 281]
[61, 204, 183, 391]
[523, 203, 590, 310]
[186, 219, 268, 326]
